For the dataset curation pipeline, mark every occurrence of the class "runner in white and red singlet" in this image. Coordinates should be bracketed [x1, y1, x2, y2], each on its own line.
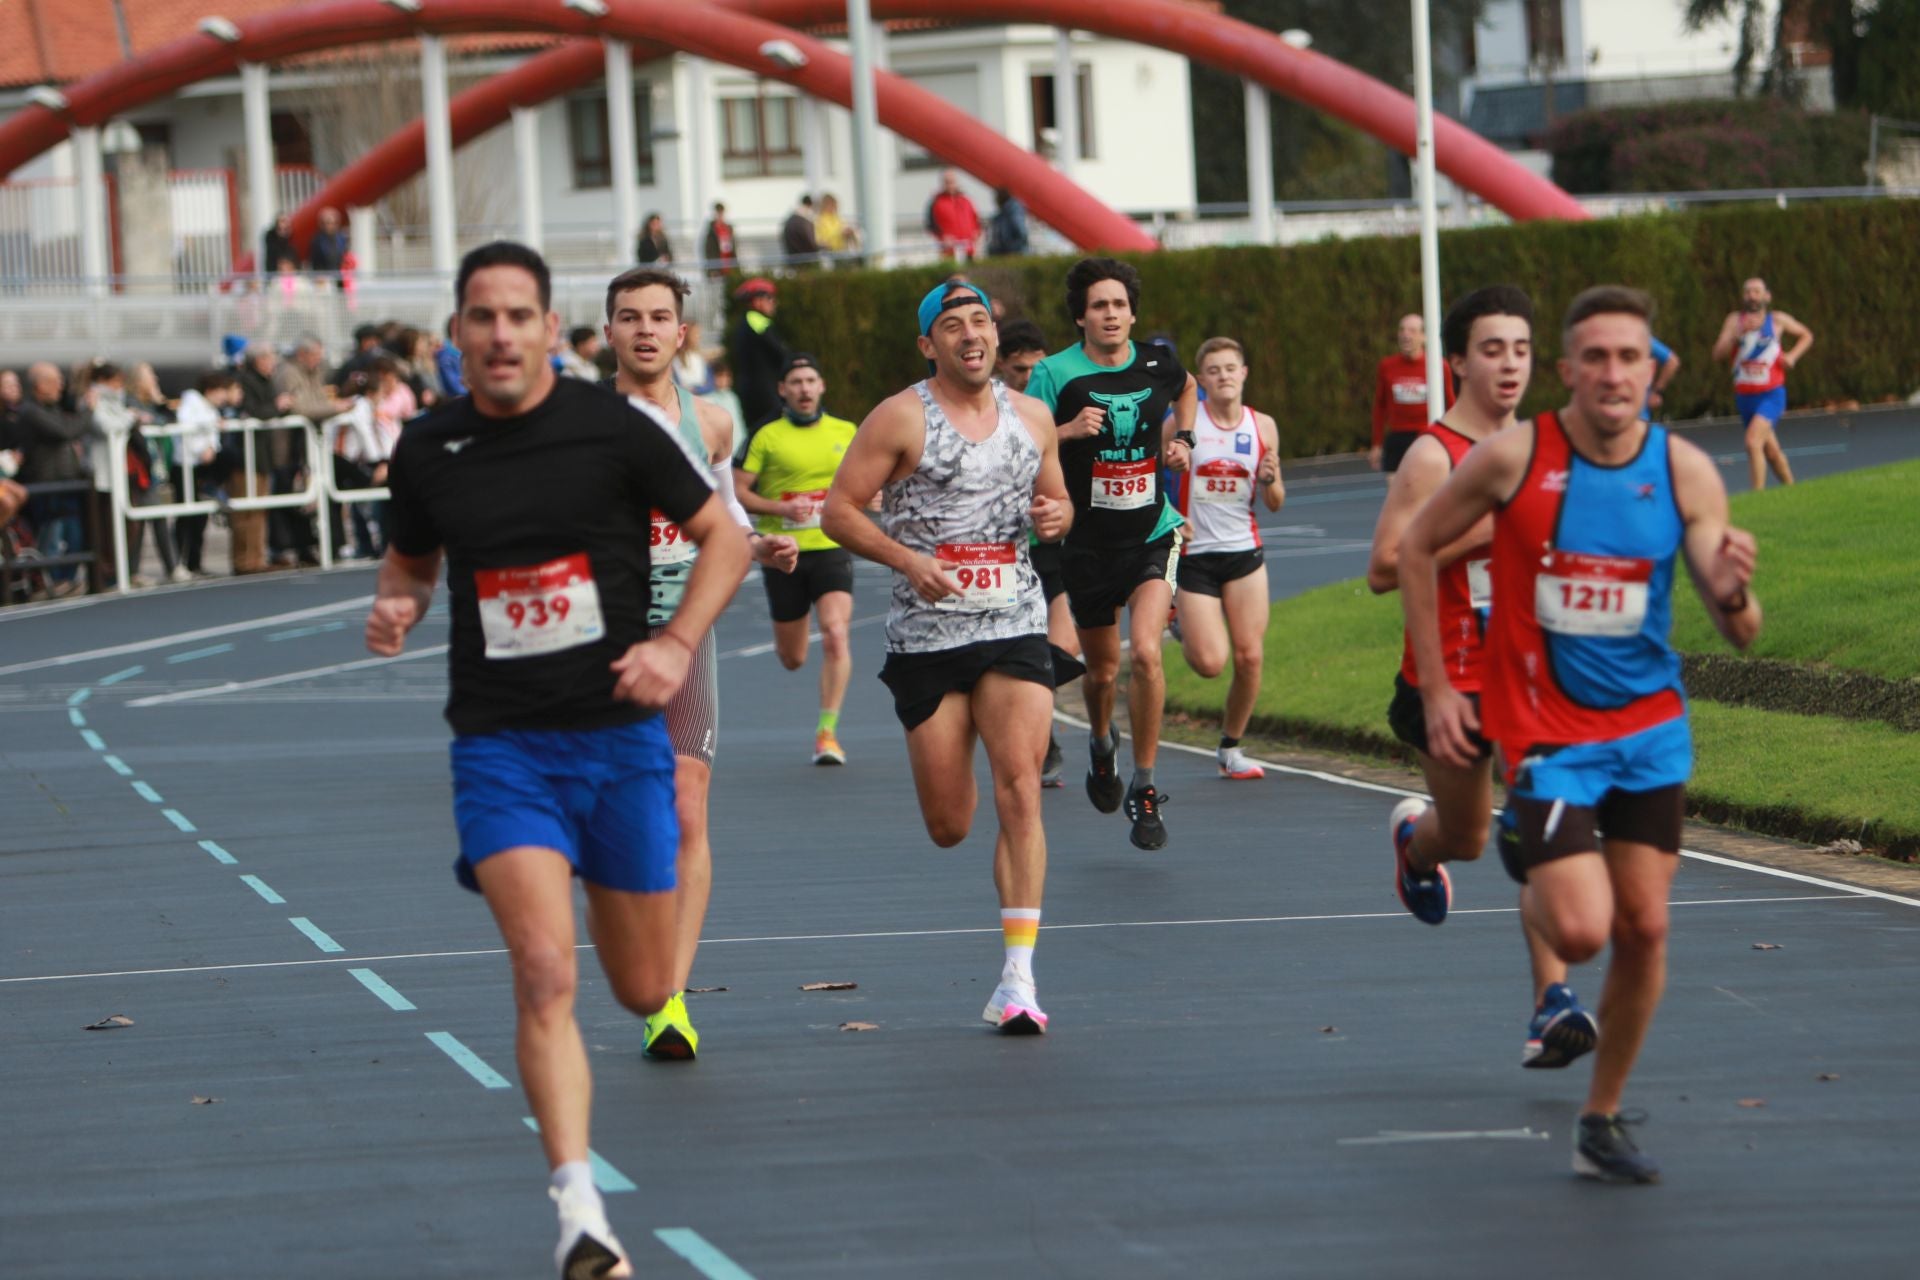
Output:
[1711, 276, 1813, 492]
[1167, 337, 1283, 779]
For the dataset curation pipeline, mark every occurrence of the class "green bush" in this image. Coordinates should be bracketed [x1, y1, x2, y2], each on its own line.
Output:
[745, 200, 1920, 455]
[1547, 100, 1870, 194]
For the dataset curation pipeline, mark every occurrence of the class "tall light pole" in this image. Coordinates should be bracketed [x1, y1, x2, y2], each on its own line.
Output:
[1410, 0, 1445, 423]
[846, 0, 884, 262]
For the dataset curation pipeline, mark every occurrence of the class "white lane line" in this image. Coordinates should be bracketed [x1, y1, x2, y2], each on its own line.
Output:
[0, 893, 1865, 986]
[1055, 710, 1920, 910]
[0, 596, 372, 677]
[718, 612, 886, 660]
[126, 647, 449, 708]
[1339, 1128, 1550, 1146]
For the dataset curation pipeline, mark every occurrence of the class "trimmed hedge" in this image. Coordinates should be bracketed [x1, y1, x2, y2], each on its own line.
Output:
[744, 199, 1920, 456]
[1547, 101, 1871, 194]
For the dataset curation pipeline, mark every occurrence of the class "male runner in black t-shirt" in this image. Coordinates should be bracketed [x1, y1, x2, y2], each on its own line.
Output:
[366, 242, 749, 1280]
[1027, 258, 1196, 849]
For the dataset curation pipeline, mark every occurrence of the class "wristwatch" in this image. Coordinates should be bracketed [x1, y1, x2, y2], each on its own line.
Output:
[1171, 430, 1196, 450]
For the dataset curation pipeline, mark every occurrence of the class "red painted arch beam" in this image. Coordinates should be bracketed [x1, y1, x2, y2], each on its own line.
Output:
[291, 0, 1588, 238]
[0, 1, 1151, 253]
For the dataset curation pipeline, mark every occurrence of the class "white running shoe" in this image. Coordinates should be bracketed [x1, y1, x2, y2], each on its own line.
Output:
[1217, 747, 1265, 780]
[551, 1183, 632, 1280]
[982, 977, 1049, 1034]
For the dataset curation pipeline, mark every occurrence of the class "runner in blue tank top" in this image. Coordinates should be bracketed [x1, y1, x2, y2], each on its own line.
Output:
[1711, 276, 1814, 491]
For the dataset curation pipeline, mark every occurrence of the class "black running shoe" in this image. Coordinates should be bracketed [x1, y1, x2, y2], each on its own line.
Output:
[1086, 740, 1123, 813]
[1574, 1111, 1660, 1185]
[1124, 785, 1169, 850]
[1042, 735, 1065, 788]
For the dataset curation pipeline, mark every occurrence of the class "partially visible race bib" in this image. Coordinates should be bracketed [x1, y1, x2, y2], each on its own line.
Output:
[1391, 380, 1428, 405]
[475, 553, 606, 659]
[1194, 459, 1250, 505]
[1535, 550, 1650, 637]
[650, 510, 694, 566]
[934, 542, 1018, 611]
[1736, 360, 1772, 387]
[1091, 458, 1155, 511]
[1465, 558, 1492, 610]
[781, 489, 828, 531]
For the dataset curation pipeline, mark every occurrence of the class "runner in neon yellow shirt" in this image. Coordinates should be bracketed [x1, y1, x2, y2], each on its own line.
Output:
[734, 354, 860, 762]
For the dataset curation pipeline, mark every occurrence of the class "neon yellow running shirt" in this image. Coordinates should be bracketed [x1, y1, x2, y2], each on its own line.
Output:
[740, 413, 858, 551]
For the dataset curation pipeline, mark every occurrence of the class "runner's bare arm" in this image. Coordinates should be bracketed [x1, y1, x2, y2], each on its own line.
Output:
[612, 493, 750, 708]
[1398, 426, 1530, 767]
[1365, 434, 1456, 594]
[697, 400, 793, 568]
[1671, 435, 1763, 650]
[1016, 393, 1073, 543]
[1776, 311, 1814, 367]
[823, 392, 961, 603]
[1711, 312, 1742, 364]
[731, 463, 802, 520]
[1254, 412, 1285, 511]
[365, 547, 441, 657]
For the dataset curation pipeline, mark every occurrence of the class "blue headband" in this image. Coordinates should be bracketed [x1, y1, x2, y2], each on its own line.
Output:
[917, 281, 993, 335]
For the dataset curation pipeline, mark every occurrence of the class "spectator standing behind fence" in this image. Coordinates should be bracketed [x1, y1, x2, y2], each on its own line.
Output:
[172, 371, 241, 579]
[126, 363, 179, 584]
[263, 214, 297, 280]
[703, 202, 736, 276]
[815, 193, 858, 259]
[1, 369, 23, 472]
[83, 362, 141, 585]
[987, 188, 1029, 257]
[926, 169, 982, 261]
[637, 213, 674, 265]
[728, 277, 791, 430]
[435, 314, 468, 397]
[1370, 313, 1454, 473]
[782, 194, 820, 266]
[274, 337, 342, 567]
[230, 344, 285, 575]
[558, 328, 604, 381]
[307, 207, 350, 285]
[16, 363, 91, 594]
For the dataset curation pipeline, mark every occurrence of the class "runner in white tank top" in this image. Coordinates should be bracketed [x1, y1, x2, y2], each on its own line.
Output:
[821, 281, 1074, 1034]
[1172, 338, 1285, 778]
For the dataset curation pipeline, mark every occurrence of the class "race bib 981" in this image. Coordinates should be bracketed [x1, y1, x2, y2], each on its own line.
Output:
[934, 542, 1018, 611]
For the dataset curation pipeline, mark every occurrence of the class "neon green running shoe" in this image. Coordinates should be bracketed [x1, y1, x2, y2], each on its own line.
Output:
[642, 992, 698, 1061]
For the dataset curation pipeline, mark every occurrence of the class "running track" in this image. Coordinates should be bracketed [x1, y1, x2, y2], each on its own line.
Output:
[4, 408, 1916, 1278]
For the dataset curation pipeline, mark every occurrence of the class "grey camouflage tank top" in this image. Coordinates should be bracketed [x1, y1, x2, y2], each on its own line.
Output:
[880, 381, 1046, 653]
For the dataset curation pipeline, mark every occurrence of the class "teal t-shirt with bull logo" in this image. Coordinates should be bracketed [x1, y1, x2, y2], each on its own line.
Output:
[1027, 340, 1188, 549]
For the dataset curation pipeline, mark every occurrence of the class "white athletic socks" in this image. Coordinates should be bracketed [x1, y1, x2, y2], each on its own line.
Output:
[1001, 908, 1040, 985]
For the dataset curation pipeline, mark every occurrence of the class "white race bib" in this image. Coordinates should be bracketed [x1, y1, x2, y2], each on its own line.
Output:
[475, 553, 606, 659]
[934, 542, 1018, 611]
[781, 489, 827, 531]
[1535, 550, 1650, 637]
[650, 510, 694, 566]
[1465, 558, 1492, 609]
[1193, 460, 1250, 505]
[1091, 458, 1155, 511]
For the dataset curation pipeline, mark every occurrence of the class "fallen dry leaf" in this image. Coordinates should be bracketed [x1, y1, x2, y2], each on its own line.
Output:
[838, 1021, 879, 1032]
[1817, 1073, 1840, 1082]
[687, 986, 729, 994]
[84, 1014, 134, 1030]
[1737, 1098, 1766, 1108]
[1319, 1026, 1338, 1034]
[800, 981, 858, 992]
[190, 1096, 220, 1105]
[1751, 943, 1782, 951]
[1816, 838, 1864, 857]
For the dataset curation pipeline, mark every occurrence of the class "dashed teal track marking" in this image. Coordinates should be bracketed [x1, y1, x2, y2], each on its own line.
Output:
[103, 756, 134, 777]
[131, 781, 163, 803]
[66, 688, 90, 706]
[425, 1031, 511, 1089]
[80, 729, 104, 750]
[239, 875, 284, 905]
[161, 808, 196, 832]
[167, 643, 236, 664]
[268, 621, 349, 642]
[98, 665, 144, 685]
[654, 1228, 758, 1279]
[288, 917, 343, 952]
[348, 968, 417, 1011]
[67, 707, 85, 726]
[199, 840, 237, 865]
[521, 1118, 636, 1192]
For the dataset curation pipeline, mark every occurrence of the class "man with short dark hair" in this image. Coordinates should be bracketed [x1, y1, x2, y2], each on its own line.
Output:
[1026, 257, 1196, 849]
[733, 353, 859, 763]
[781, 194, 819, 266]
[1400, 284, 1763, 1185]
[366, 240, 748, 1276]
[702, 202, 736, 276]
[558, 326, 602, 380]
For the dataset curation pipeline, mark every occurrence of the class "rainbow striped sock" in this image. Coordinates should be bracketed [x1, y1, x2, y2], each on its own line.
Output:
[1001, 908, 1040, 983]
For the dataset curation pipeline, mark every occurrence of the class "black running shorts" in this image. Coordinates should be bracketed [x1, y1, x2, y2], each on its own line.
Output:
[1030, 538, 1068, 603]
[1499, 785, 1687, 884]
[1387, 672, 1490, 762]
[878, 634, 1054, 730]
[763, 547, 854, 623]
[1382, 430, 1420, 473]
[1060, 533, 1179, 630]
[1176, 548, 1265, 598]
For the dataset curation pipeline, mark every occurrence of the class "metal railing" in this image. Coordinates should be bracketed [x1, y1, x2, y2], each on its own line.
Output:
[1, 477, 103, 603]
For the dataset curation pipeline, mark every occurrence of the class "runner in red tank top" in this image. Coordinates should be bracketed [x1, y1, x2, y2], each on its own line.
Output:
[1367, 285, 1596, 1070]
[1398, 286, 1763, 1185]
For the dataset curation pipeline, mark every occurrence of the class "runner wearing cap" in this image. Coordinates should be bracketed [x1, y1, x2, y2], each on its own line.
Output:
[1026, 258, 1196, 850]
[603, 266, 801, 1059]
[727, 276, 790, 431]
[733, 354, 861, 763]
[823, 280, 1072, 1032]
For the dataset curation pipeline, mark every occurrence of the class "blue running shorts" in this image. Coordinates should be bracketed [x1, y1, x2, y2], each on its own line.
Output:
[1735, 386, 1787, 425]
[1509, 715, 1693, 810]
[449, 719, 679, 894]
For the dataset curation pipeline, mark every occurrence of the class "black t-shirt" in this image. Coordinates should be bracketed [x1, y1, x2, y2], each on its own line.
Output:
[385, 377, 713, 736]
[1027, 341, 1188, 549]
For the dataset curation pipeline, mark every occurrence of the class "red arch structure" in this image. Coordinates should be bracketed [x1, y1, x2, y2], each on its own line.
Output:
[0, 0, 1588, 251]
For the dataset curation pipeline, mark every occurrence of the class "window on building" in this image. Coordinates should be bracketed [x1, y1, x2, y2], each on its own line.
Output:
[720, 88, 804, 179]
[270, 111, 313, 168]
[1028, 66, 1095, 162]
[567, 86, 656, 190]
[1524, 0, 1565, 69]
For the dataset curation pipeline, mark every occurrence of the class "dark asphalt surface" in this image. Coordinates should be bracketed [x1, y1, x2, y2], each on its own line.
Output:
[3, 406, 1917, 1278]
